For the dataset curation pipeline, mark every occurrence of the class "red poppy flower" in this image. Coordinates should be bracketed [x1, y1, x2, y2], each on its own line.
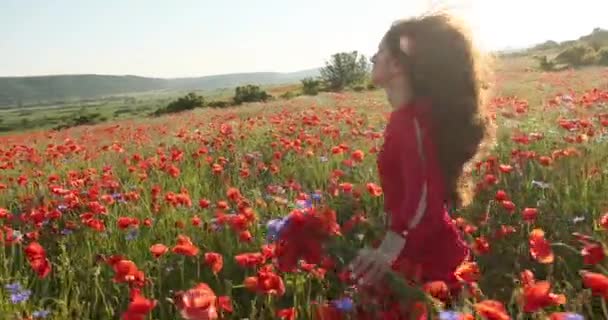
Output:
[538, 156, 553, 166]
[522, 281, 566, 312]
[599, 213, 608, 229]
[235, 252, 266, 268]
[117, 217, 139, 230]
[243, 265, 285, 296]
[204, 252, 223, 275]
[529, 229, 554, 264]
[422, 281, 450, 302]
[580, 270, 608, 298]
[365, 182, 383, 197]
[351, 149, 365, 162]
[521, 207, 538, 222]
[122, 289, 156, 320]
[149, 244, 168, 259]
[520, 269, 535, 288]
[474, 300, 510, 320]
[454, 261, 480, 283]
[277, 307, 297, 320]
[484, 174, 498, 185]
[500, 200, 516, 213]
[581, 242, 605, 265]
[472, 237, 491, 255]
[24, 242, 51, 278]
[495, 190, 509, 201]
[238, 230, 252, 243]
[199, 199, 211, 209]
[226, 187, 241, 202]
[172, 235, 199, 257]
[217, 296, 232, 314]
[499, 164, 513, 173]
[174, 283, 218, 320]
[275, 207, 339, 272]
[112, 260, 145, 287]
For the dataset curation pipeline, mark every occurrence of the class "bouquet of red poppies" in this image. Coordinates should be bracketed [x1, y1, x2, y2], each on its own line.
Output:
[273, 206, 341, 272]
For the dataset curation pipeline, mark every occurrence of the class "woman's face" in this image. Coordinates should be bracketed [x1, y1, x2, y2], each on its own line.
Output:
[371, 39, 403, 87]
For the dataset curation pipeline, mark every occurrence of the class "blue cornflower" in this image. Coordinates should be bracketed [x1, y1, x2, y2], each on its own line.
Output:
[10, 289, 31, 304]
[33, 310, 51, 318]
[295, 199, 312, 209]
[111, 193, 123, 200]
[61, 229, 73, 236]
[311, 192, 322, 201]
[4, 282, 22, 294]
[57, 204, 68, 211]
[563, 313, 584, 320]
[209, 218, 223, 232]
[332, 297, 354, 313]
[439, 311, 461, 320]
[125, 228, 139, 241]
[266, 217, 289, 242]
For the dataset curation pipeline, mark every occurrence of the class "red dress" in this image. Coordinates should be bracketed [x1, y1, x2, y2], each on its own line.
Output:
[377, 98, 469, 290]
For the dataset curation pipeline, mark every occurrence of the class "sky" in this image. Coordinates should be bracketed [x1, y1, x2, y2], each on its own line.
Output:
[1, 0, 607, 78]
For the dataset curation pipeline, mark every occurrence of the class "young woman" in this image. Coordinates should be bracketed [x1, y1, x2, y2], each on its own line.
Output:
[350, 12, 493, 317]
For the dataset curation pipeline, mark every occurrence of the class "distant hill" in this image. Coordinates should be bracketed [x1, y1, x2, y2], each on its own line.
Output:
[0, 68, 320, 107]
[166, 69, 320, 91]
[529, 28, 608, 52]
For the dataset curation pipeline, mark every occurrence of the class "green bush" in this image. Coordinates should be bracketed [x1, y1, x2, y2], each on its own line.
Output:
[598, 47, 608, 65]
[366, 83, 377, 91]
[233, 85, 271, 105]
[555, 44, 598, 66]
[535, 55, 556, 71]
[320, 51, 370, 91]
[352, 85, 365, 92]
[301, 78, 321, 95]
[152, 92, 205, 116]
[280, 91, 299, 100]
[207, 100, 230, 108]
[52, 111, 106, 131]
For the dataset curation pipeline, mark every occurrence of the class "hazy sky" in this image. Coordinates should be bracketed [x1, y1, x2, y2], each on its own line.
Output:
[1, 0, 606, 78]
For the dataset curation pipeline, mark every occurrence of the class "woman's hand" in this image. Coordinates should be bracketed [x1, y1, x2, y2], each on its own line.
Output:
[350, 247, 392, 286]
[349, 231, 406, 286]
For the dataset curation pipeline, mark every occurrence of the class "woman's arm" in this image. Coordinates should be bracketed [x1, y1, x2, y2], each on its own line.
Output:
[351, 117, 429, 285]
[380, 117, 427, 261]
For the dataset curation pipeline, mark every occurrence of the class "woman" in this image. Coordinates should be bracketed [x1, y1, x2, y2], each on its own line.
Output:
[350, 12, 493, 318]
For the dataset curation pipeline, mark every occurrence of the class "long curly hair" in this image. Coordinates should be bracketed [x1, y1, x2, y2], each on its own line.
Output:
[383, 13, 495, 208]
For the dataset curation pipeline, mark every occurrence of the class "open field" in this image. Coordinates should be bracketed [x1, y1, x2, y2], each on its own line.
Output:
[1, 59, 608, 319]
[0, 84, 303, 134]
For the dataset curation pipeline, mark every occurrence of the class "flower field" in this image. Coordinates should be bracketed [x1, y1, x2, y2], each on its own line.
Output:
[1, 65, 608, 319]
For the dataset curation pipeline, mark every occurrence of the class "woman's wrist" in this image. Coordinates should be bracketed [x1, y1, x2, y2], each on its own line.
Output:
[377, 230, 406, 263]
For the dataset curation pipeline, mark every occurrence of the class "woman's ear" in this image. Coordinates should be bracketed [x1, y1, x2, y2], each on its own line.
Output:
[388, 56, 406, 78]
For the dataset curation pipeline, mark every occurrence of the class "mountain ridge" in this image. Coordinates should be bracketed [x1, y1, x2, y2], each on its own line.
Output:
[0, 68, 320, 106]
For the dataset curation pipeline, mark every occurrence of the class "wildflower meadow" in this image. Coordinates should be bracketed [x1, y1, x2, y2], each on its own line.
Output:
[1, 64, 608, 320]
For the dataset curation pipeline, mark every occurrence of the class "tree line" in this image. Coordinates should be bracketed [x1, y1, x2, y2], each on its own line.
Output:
[152, 51, 373, 116]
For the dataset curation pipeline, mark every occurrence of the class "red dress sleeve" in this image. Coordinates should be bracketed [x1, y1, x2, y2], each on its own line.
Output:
[382, 116, 428, 237]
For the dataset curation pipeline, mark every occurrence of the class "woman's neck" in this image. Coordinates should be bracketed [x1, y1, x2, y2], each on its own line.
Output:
[385, 80, 414, 110]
